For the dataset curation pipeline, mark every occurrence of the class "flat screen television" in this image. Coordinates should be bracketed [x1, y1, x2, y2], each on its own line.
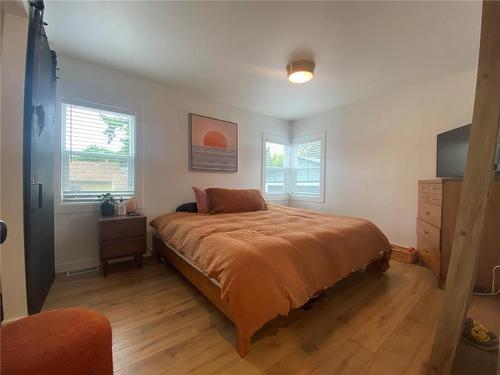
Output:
[436, 125, 470, 177]
[437, 124, 500, 177]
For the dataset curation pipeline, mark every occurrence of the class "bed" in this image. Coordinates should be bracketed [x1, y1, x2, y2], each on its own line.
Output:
[150, 204, 391, 357]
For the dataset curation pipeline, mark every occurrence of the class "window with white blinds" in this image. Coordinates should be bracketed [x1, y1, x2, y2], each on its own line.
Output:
[291, 138, 322, 197]
[263, 136, 288, 196]
[262, 132, 325, 202]
[61, 102, 135, 202]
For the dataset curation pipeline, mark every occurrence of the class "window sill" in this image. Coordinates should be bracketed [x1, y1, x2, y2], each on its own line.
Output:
[264, 194, 290, 202]
[55, 202, 101, 215]
[290, 194, 324, 203]
[55, 200, 143, 215]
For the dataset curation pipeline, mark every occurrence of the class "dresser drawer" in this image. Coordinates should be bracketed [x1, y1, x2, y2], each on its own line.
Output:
[418, 190, 442, 206]
[416, 218, 440, 251]
[418, 183, 442, 194]
[418, 183, 442, 205]
[102, 238, 146, 259]
[418, 201, 442, 228]
[100, 217, 146, 241]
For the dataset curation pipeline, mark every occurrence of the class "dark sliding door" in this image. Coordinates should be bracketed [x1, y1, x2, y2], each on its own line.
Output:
[23, 0, 57, 314]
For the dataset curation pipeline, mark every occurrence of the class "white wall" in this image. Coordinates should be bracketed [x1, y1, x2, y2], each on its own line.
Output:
[54, 55, 290, 272]
[52, 53, 477, 269]
[291, 70, 476, 247]
[0, 10, 29, 320]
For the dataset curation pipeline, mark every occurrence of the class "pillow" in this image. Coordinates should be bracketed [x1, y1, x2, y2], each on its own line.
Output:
[192, 186, 208, 213]
[206, 188, 267, 214]
[176, 202, 198, 213]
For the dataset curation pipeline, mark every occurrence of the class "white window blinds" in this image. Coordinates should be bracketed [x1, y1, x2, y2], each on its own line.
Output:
[264, 139, 288, 196]
[61, 103, 135, 202]
[262, 132, 325, 202]
[292, 139, 322, 197]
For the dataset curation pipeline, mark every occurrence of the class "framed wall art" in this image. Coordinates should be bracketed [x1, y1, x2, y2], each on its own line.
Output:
[189, 113, 238, 172]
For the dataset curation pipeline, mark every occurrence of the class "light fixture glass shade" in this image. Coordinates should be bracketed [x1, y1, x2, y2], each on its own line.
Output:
[288, 71, 314, 83]
[287, 60, 315, 83]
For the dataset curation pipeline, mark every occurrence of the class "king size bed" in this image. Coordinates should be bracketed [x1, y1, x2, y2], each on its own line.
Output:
[150, 203, 391, 357]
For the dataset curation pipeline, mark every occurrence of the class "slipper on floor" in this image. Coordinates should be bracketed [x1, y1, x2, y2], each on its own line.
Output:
[462, 317, 499, 351]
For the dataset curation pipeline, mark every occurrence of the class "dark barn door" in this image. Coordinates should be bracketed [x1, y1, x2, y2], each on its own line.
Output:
[23, 1, 57, 314]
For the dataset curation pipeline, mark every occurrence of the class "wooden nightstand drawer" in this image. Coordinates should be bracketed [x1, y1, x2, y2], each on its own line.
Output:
[100, 217, 146, 241]
[102, 238, 146, 259]
[98, 215, 147, 276]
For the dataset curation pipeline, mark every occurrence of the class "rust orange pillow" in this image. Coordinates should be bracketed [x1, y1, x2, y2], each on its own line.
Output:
[192, 186, 208, 213]
[206, 188, 267, 214]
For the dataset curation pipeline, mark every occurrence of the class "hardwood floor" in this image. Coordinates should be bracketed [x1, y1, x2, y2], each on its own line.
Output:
[43, 259, 499, 374]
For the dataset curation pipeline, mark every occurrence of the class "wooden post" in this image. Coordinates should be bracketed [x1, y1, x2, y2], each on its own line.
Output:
[428, 1, 500, 374]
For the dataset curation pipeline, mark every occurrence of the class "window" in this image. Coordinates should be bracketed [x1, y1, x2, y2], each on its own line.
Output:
[262, 132, 325, 202]
[262, 134, 288, 197]
[61, 102, 135, 202]
[292, 139, 322, 196]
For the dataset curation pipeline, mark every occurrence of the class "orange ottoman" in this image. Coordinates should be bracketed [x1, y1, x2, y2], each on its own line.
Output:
[1, 308, 113, 375]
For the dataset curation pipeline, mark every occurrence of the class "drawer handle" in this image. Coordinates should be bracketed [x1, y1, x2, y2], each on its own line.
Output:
[424, 231, 429, 235]
[426, 211, 430, 215]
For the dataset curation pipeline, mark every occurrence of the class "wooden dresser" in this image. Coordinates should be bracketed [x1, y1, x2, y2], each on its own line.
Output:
[99, 215, 147, 276]
[417, 179, 500, 290]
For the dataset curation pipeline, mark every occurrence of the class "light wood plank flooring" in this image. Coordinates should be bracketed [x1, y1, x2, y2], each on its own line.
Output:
[43, 259, 499, 374]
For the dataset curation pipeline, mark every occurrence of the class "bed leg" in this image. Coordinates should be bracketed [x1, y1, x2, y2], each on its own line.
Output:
[367, 249, 391, 272]
[153, 235, 163, 262]
[236, 328, 251, 358]
[367, 259, 389, 272]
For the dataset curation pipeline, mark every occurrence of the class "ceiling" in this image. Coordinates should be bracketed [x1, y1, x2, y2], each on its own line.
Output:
[44, 1, 481, 121]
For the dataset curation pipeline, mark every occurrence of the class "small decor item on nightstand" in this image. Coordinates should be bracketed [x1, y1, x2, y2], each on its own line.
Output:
[126, 196, 138, 214]
[117, 197, 127, 216]
[98, 193, 115, 217]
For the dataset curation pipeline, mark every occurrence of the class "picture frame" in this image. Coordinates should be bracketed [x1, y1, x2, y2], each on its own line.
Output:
[189, 113, 238, 172]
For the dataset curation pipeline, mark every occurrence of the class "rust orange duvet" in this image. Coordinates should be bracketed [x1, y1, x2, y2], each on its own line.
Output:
[150, 204, 391, 339]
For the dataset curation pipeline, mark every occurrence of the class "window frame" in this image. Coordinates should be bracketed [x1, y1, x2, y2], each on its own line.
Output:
[261, 133, 290, 201]
[290, 131, 326, 203]
[59, 99, 137, 205]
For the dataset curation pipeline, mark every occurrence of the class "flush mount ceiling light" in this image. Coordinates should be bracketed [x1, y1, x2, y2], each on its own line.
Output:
[286, 60, 315, 84]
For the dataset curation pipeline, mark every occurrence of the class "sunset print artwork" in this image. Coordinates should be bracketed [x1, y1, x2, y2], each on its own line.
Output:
[189, 113, 238, 172]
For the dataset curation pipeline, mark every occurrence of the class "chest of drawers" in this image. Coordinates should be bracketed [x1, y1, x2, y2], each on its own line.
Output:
[417, 179, 500, 290]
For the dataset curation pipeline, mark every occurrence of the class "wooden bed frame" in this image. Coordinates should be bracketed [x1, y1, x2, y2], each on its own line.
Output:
[152, 234, 251, 356]
[152, 233, 389, 357]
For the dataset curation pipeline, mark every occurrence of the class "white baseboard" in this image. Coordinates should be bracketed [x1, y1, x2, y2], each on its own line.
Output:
[55, 251, 150, 274]
[2, 313, 28, 324]
[55, 258, 100, 274]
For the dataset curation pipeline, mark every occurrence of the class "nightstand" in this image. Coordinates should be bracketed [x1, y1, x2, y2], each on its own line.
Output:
[98, 215, 147, 276]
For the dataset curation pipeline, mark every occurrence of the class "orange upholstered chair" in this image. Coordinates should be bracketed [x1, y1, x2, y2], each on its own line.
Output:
[1, 308, 113, 375]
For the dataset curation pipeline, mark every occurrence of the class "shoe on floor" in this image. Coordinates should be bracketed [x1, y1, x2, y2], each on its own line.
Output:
[462, 317, 499, 351]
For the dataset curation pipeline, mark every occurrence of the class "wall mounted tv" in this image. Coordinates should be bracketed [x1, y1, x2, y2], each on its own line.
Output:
[436, 124, 500, 178]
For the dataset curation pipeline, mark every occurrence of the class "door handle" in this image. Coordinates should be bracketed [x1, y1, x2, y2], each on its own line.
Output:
[0, 220, 7, 244]
[32, 180, 43, 208]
